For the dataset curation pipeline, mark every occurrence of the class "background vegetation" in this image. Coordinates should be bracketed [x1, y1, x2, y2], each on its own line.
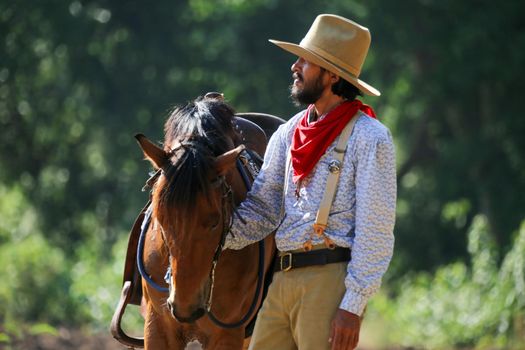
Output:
[1, 0, 523, 348]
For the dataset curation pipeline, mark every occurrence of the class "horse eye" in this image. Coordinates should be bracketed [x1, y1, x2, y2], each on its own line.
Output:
[210, 220, 220, 231]
[205, 215, 221, 231]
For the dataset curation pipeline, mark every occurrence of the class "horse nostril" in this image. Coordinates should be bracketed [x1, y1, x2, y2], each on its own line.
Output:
[167, 300, 178, 319]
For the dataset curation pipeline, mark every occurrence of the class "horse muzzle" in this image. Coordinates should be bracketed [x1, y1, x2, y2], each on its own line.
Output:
[167, 301, 206, 323]
[166, 275, 212, 323]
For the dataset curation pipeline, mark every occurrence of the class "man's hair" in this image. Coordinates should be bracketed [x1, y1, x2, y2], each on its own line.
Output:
[331, 77, 363, 100]
[318, 67, 363, 100]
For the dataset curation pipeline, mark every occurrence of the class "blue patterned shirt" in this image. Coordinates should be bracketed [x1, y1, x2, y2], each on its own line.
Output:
[226, 109, 396, 315]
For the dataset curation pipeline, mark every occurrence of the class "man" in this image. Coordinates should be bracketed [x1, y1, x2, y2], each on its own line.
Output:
[226, 14, 396, 350]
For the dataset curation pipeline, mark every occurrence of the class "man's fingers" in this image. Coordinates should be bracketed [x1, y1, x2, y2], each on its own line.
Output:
[350, 332, 358, 349]
[331, 326, 353, 350]
[329, 319, 336, 343]
[330, 326, 340, 350]
[331, 309, 361, 349]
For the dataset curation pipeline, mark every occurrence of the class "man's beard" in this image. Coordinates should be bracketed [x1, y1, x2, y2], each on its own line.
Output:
[290, 71, 326, 106]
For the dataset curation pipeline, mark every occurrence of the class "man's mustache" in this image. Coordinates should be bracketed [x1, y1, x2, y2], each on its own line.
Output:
[293, 72, 303, 82]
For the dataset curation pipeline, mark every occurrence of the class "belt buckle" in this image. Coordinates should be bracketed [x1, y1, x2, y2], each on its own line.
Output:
[280, 252, 292, 272]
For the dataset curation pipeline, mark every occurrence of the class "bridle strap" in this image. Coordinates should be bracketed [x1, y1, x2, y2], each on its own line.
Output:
[206, 157, 265, 328]
[205, 178, 232, 311]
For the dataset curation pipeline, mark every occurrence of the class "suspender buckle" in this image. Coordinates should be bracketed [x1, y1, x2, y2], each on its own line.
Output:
[313, 223, 327, 236]
[328, 160, 342, 173]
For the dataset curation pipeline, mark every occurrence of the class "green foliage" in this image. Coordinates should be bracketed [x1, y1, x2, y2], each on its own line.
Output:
[0, 184, 75, 329]
[370, 0, 525, 273]
[0, 183, 142, 336]
[0, 185, 38, 244]
[0, 232, 78, 328]
[369, 216, 525, 349]
[69, 232, 143, 332]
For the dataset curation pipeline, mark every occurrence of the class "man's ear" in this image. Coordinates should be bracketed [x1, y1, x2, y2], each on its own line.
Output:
[330, 73, 340, 84]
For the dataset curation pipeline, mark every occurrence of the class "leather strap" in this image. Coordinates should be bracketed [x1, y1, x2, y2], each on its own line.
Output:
[274, 247, 351, 272]
[281, 146, 292, 221]
[122, 200, 151, 305]
[313, 113, 359, 237]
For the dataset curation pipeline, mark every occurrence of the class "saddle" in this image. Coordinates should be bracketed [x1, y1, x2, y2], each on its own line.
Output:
[110, 113, 284, 348]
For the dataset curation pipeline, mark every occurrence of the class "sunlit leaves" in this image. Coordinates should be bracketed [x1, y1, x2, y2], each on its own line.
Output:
[0, 233, 75, 326]
[442, 198, 471, 229]
[369, 216, 525, 349]
[0, 185, 38, 243]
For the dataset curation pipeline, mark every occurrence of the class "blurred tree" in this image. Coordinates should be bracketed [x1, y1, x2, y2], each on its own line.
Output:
[365, 0, 525, 272]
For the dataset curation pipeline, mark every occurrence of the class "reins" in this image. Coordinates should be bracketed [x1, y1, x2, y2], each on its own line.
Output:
[137, 206, 168, 293]
[137, 148, 266, 328]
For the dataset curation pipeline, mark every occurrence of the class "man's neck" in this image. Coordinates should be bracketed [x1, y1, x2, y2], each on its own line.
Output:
[313, 93, 346, 120]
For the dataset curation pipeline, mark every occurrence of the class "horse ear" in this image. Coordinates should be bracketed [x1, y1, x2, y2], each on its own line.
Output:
[215, 145, 245, 176]
[135, 133, 169, 170]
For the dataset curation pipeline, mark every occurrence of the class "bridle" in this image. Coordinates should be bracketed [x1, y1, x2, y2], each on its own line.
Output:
[137, 144, 265, 328]
[198, 176, 234, 313]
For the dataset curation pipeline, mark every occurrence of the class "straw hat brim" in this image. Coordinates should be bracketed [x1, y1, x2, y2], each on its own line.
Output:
[269, 39, 380, 97]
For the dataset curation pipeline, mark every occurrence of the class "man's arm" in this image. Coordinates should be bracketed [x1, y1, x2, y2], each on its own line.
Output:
[331, 126, 397, 349]
[225, 124, 289, 250]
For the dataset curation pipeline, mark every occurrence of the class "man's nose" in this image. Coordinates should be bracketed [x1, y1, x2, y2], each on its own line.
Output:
[291, 57, 303, 73]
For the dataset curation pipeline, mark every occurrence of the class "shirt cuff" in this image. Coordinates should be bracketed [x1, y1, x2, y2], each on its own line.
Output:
[339, 289, 368, 316]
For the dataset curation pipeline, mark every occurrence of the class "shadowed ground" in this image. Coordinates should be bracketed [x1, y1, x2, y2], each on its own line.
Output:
[6, 320, 392, 349]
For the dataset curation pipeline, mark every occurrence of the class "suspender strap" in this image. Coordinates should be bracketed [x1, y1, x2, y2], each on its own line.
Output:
[281, 148, 292, 220]
[311, 113, 359, 249]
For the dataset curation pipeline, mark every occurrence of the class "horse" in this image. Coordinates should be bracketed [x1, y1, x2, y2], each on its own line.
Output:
[131, 94, 279, 349]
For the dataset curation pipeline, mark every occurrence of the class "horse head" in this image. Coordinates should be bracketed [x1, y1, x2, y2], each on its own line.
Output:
[136, 95, 246, 323]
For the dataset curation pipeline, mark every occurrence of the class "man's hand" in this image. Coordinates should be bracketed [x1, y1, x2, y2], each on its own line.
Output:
[329, 309, 361, 349]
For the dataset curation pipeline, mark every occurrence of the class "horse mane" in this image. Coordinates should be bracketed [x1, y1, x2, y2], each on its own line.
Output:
[153, 97, 237, 221]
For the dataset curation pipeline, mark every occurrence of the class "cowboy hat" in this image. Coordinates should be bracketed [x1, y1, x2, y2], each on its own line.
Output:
[269, 14, 380, 96]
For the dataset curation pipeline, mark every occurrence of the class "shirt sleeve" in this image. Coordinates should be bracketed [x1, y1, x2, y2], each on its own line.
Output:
[224, 125, 288, 250]
[339, 129, 396, 315]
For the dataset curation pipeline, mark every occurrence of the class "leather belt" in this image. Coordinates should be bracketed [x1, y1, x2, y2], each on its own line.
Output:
[274, 247, 351, 272]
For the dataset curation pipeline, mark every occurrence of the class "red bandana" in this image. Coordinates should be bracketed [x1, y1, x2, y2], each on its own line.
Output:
[290, 100, 376, 183]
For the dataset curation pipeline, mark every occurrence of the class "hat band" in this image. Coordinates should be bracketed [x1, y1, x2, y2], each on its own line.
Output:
[299, 41, 361, 77]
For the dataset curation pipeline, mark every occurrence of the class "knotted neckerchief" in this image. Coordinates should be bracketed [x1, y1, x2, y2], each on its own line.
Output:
[290, 99, 376, 184]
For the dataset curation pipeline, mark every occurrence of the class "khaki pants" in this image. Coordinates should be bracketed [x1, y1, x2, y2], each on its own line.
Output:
[248, 262, 347, 350]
